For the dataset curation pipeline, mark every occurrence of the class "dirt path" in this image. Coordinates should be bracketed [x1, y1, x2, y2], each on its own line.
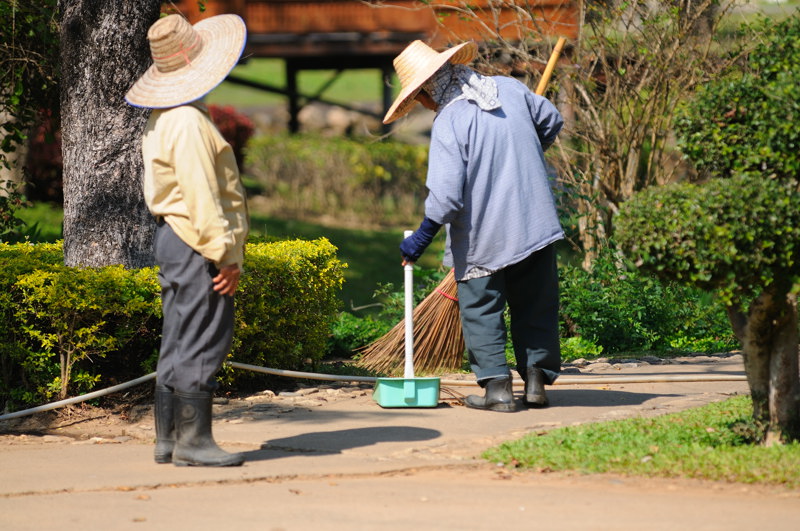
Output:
[1, 354, 799, 530]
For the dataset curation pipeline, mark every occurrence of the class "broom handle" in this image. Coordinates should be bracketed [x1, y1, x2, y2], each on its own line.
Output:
[403, 230, 415, 379]
[535, 36, 567, 96]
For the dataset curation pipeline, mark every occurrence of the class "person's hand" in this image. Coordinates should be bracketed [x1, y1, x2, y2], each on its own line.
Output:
[401, 257, 415, 267]
[399, 217, 442, 264]
[213, 264, 241, 296]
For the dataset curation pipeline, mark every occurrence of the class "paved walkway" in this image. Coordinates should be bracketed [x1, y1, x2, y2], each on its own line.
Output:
[1, 355, 799, 530]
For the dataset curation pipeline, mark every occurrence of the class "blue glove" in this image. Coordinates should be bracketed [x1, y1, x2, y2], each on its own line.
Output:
[400, 217, 442, 262]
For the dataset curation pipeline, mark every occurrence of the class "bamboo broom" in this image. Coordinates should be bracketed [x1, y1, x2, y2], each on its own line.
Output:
[357, 37, 567, 376]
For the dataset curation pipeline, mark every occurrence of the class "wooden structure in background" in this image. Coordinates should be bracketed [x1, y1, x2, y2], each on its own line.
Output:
[166, 1, 579, 131]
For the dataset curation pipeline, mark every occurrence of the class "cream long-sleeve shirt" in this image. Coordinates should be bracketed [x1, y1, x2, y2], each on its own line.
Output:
[142, 103, 249, 268]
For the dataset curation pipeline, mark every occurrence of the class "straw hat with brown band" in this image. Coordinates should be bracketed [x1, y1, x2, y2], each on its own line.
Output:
[126, 14, 246, 109]
[383, 40, 477, 124]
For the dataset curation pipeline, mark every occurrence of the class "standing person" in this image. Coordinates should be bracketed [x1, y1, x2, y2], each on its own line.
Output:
[126, 14, 249, 465]
[385, 40, 564, 412]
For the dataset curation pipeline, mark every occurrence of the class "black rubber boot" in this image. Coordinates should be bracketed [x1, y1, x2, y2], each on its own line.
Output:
[154, 384, 175, 464]
[173, 390, 245, 467]
[465, 376, 516, 412]
[523, 367, 549, 408]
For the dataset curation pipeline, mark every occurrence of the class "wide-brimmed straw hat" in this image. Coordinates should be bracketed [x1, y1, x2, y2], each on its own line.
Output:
[125, 14, 246, 109]
[383, 40, 477, 124]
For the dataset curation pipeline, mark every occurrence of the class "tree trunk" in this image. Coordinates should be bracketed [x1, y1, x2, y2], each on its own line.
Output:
[58, 0, 161, 268]
[737, 286, 800, 444]
[767, 292, 800, 445]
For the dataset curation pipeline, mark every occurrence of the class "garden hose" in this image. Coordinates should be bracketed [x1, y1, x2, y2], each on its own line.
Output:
[0, 361, 747, 422]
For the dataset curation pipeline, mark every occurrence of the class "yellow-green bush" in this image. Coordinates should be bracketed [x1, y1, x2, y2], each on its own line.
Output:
[229, 237, 346, 386]
[0, 239, 345, 410]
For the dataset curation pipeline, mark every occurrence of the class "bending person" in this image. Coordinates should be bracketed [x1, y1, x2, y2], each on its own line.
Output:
[385, 40, 564, 412]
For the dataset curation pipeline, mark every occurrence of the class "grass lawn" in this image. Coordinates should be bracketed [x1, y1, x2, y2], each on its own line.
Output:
[485, 395, 800, 488]
[15, 202, 64, 243]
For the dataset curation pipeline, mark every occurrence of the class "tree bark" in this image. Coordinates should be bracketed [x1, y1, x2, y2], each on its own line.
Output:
[58, 0, 161, 268]
[767, 292, 800, 445]
[738, 286, 800, 444]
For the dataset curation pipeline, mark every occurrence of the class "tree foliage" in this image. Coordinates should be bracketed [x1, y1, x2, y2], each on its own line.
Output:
[675, 14, 800, 181]
[554, 0, 739, 267]
[0, 0, 60, 169]
[616, 174, 800, 306]
[616, 13, 800, 444]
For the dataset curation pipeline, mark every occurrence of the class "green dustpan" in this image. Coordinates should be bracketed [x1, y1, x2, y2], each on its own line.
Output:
[373, 231, 440, 408]
[373, 376, 440, 408]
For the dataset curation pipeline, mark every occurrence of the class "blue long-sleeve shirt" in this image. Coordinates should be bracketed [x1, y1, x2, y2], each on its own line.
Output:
[424, 76, 565, 280]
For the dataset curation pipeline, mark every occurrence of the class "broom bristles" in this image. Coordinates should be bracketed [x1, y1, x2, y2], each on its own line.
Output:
[356, 269, 464, 376]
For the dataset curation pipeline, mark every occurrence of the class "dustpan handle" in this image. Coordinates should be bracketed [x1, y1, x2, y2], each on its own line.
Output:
[403, 230, 415, 379]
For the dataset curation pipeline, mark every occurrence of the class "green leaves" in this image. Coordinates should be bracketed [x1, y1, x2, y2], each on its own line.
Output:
[225, 238, 346, 385]
[616, 175, 800, 306]
[13, 264, 161, 400]
[0, 0, 60, 169]
[676, 15, 800, 181]
[0, 238, 346, 408]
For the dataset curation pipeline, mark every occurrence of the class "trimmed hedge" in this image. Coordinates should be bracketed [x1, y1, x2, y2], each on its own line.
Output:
[0, 238, 345, 411]
[615, 174, 800, 305]
[227, 237, 346, 386]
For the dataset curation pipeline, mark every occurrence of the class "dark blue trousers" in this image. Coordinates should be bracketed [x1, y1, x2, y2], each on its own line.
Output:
[154, 221, 234, 393]
[457, 244, 561, 385]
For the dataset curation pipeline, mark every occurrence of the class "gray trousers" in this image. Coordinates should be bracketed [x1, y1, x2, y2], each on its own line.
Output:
[457, 243, 561, 386]
[154, 221, 234, 393]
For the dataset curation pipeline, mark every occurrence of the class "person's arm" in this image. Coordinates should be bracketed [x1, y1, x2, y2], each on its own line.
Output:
[170, 107, 237, 265]
[423, 111, 467, 225]
[526, 91, 563, 151]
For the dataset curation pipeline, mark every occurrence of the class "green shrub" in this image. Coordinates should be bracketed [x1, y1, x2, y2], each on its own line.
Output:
[15, 265, 162, 401]
[560, 336, 603, 362]
[615, 174, 800, 305]
[0, 239, 346, 409]
[245, 134, 429, 226]
[327, 312, 391, 359]
[559, 248, 738, 356]
[0, 242, 161, 407]
[675, 15, 800, 182]
[226, 237, 346, 386]
[0, 241, 63, 362]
